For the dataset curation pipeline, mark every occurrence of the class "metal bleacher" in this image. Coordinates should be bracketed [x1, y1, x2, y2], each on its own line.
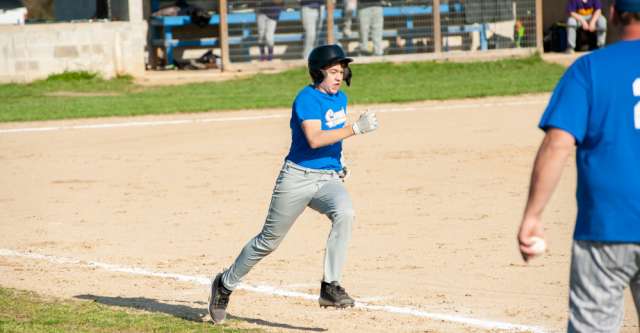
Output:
[149, 1, 489, 66]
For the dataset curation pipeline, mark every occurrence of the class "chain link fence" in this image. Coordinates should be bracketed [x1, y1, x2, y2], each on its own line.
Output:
[149, 0, 539, 68]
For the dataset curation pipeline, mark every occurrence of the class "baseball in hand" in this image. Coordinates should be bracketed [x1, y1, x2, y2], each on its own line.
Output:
[528, 236, 547, 255]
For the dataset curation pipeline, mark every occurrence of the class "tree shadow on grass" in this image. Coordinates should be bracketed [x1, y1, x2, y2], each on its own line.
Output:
[75, 294, 327, 332]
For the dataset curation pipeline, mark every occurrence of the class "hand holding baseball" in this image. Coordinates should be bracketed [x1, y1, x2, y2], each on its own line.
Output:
[352, 110, 379, 135]
[519, 235, 547, 262]
[517, 215, 545, 262]
[527, 236, 547, 254]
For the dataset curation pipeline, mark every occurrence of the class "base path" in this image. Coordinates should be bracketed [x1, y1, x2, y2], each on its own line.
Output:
[1, 95, 637, 332]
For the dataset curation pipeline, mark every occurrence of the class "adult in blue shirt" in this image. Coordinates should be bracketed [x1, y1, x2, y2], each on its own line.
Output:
[207, 44, 379, 324]
[517, 0, 640, 331]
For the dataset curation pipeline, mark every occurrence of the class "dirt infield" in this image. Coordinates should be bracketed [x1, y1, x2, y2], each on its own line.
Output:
[0, 95, 637, 333]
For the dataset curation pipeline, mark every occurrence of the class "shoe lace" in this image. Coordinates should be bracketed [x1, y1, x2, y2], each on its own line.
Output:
[216, 289, 230, 307]
[333, 284, 348, 297]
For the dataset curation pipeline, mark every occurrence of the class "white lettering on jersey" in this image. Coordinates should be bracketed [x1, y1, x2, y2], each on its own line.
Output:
[634, 78, 640, 130]
[324, 108, 347, 128]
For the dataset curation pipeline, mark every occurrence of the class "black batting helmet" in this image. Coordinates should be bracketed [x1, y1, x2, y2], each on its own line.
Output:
[308, 44, 353, 86]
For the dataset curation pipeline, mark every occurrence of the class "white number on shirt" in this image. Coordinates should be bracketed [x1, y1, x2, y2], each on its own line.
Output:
[633, 77, 640, 129]
[634, 78, 640, 129]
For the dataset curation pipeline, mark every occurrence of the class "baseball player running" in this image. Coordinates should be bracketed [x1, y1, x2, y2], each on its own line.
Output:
[207, 44, 379, 324]
[517, 1, 640, 331]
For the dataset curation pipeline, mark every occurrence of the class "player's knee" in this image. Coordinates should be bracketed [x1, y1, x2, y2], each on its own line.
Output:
[332, 208, 355, 225]
[567, 17, 578, 27]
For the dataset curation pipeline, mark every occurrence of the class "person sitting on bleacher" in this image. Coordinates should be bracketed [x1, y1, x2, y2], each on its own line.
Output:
[566, 0, 607, 53]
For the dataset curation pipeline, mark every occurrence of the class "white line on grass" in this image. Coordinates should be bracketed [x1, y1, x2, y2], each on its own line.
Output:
[0, 248, 547, 333]
[0, 99, 547, 134]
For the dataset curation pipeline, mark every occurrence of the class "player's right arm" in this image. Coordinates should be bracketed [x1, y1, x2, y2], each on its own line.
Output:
[518, 57, 590, 262]
[518, 128, 574, 262]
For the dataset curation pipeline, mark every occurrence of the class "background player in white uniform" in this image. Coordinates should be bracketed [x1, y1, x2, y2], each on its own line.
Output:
[207, 44, 379, 324]
[517, 0, 640, 331]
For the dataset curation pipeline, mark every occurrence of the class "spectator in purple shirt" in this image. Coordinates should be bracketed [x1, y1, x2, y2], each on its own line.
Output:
[566, 0, 607, 53]
[257, 0, 284, 61]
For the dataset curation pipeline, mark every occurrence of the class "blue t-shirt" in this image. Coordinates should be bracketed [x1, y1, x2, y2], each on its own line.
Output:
[285, 85, 348, 171]
[539, 40, 640, 242]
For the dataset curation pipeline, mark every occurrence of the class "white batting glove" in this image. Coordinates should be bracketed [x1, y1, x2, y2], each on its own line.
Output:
[352, 110, 379, 135]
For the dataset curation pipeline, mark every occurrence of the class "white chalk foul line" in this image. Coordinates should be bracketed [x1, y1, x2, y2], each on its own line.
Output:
[376, 99, 547, 114]
[0, 98, 547, 134]
[0, 248, 546, 333]
[0, 114, 287, 134]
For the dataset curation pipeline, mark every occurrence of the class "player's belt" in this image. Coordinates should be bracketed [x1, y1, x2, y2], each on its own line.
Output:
[284, 160, 338, 175]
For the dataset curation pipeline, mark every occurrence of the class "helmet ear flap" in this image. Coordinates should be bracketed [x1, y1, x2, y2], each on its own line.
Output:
[310, 69, 324, 85]
[343, 65, 352, 86]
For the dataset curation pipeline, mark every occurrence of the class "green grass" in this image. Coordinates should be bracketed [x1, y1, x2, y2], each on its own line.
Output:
[0, 287, 257, 333]
[0, 56, 566, 123]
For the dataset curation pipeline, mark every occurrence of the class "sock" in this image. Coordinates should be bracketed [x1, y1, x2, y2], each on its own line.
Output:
[259, 45, 265, 61]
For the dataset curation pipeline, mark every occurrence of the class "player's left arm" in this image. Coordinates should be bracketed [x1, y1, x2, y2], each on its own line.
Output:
[301, 120, 355, 149]
[517, 128, 575, 262]
[301, 111, 378, 149]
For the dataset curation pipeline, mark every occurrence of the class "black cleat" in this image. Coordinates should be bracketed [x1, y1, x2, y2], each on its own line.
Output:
[208, 273, 231, 324]
[319, 281, 355, 308]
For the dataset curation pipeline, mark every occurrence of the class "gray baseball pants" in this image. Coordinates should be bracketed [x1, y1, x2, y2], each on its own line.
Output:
[566, 15, 607, 49]
[257, 13, 277, 48]
[568, 240, 640, 333]
[221, 160, 355, 290]
[358, 6, 384, 56]
[302, 5, 325, 59]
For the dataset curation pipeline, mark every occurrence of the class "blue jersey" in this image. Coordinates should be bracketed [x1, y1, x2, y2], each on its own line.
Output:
[539, 40, 640, 242]
[285, 85, 348, 171]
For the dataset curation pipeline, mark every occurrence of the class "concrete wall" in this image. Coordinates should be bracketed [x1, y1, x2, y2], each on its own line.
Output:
[0, 21, 147, 83]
